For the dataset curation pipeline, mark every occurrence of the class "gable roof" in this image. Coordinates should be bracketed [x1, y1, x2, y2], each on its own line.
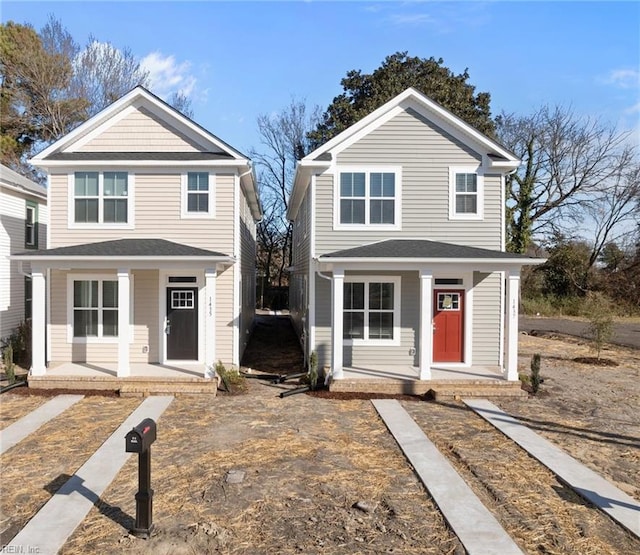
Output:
[288, 87, 520, 220]
[0, 164, 47, 200]
[319, 239, 544, 266]
[29, 86, 261, 221]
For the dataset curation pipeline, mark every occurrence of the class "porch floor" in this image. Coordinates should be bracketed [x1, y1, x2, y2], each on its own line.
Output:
[331, 364, 526, 399]
[28, 362, 217, 396]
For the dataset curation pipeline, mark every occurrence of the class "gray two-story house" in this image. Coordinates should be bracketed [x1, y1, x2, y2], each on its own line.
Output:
[287, 88, 542, 394]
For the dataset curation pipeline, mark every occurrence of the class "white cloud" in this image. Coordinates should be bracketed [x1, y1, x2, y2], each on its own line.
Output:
[604, 69, 640, 89]
[388, 13, 436, 26]
[140, 51, 197, 99]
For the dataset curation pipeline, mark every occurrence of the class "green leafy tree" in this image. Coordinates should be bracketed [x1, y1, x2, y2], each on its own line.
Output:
[308, 52, 495, 149]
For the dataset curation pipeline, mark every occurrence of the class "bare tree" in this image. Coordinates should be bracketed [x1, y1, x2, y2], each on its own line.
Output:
[250, 99, 321, 304]
[70, 36, 150, 117]
[497, 106, 637, 253]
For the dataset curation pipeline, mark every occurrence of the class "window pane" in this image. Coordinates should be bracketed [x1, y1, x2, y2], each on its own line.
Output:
[103, 309, 118, 336]
[188, 192, 209, 212]
[382, 173, 395, 197]
[369, 312, 393, 339]
[369, 283, 394, 310]
[456, 194, 477, 214]
[188, 172, 208, 191]
[370, 173, 382, 197]
[340, 199, 365, 224]
[74, 309, 98, 337]
[75, 199, 99, 223]
[340, 173, 353, 197]
[456, 173, 477, 193]
[104, 172, 127, 196]
[370, 199, 395, 224]
[344, 282, 364, 310]
[103, 281, 118, 308]
[75, 172, 98, 196]
[74, 281, 98, 308]
[343, 312, 364, 339]
[104, 199, 128, 222]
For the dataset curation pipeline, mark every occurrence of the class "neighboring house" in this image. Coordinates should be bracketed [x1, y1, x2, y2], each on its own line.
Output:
[287, 88, 543, 388]
[1, 164, 48, 341]
[12, 87, 261, 379]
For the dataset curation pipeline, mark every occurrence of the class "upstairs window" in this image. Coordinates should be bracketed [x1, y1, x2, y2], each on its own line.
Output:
[25, 200, 38, 248]
[73, 172, 130, 225]
[449, 167, 483, 220]
[337, 168, 400, 229]
[182, 172, 215, 218]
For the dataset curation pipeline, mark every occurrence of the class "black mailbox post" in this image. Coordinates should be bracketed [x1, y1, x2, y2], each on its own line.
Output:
[125, 418, 157, 538]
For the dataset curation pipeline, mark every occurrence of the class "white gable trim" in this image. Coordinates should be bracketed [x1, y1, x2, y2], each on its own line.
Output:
[32, 87, 247, 163]
[303, 88, 518, 166]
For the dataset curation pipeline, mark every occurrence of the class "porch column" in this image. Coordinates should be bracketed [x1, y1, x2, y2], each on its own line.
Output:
[117, 269, 131, 378]
[505, 269, 520, 381]
[205, 268, 217, 376]
[31, 267, 46, 376]
[419, 269, 433, 380]
[331, 269, 344, 380]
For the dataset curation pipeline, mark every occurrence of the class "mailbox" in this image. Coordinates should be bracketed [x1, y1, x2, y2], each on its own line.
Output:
[125, 418, 157, 453]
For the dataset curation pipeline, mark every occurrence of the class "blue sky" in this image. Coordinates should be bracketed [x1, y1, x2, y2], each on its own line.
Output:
[3, 1, 639, 155]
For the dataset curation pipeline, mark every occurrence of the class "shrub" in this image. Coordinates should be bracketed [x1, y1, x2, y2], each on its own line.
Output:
[530, 353, 542, 394]
[585, 293, 614, 360]
[308, 351, 318, 390]
[1, 320, 31, 368]
[215, 360, 246, 393]
[3, 343, 16, 385]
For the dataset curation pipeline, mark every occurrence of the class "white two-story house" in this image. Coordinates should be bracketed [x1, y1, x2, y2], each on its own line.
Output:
[13, 87, 261, 385]
[1, 164, 48, 341]
[287, 88, 542, 394]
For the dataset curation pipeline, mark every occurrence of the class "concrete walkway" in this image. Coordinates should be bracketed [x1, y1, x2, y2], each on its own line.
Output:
[6, 395, 174, 555]
[464, 399, 640, 538]
[0, 395, 84, 455]
[372, 399, 523, 555]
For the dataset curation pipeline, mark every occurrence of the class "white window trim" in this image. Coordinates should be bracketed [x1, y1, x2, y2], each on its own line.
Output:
[66, 273, 134, 343]
[181, 171, 216, 219]
[333, 166, 402, 231]
[343, 275, 401, 346]
[67, 172, 135, 229]
[449, 166, 484, 221]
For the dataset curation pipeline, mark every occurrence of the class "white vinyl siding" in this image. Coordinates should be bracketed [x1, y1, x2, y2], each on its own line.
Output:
[472, 271, 502, 366]
[239, 190, 257, 359]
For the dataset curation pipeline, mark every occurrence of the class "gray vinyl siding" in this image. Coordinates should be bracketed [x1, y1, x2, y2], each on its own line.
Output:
[472, 271, 502, 366]
[239, 191, 257, 359]
[313, 272, 332, 370]
[315, 108, 503, 255]
[290, 187, 311, 340]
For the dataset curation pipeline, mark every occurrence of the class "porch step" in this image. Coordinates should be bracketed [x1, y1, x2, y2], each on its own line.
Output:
[27, 375, 218, 396]
[329, 378, 527, 399]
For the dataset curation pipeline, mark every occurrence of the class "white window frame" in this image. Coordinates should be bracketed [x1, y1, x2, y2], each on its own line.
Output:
[449, 166, 484, 221]
[67, 172, 135, 229]
[343, 275, 401, 346]
[181, 171, 216, 219]
[334, 166, 401, 231]
[66, 274, 134, 343]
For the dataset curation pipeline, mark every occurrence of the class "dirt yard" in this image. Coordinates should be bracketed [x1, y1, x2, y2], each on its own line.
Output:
[0, 316, 638, 554]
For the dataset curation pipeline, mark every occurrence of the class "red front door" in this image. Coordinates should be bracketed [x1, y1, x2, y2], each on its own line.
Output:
[433, 289, 464, 363]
